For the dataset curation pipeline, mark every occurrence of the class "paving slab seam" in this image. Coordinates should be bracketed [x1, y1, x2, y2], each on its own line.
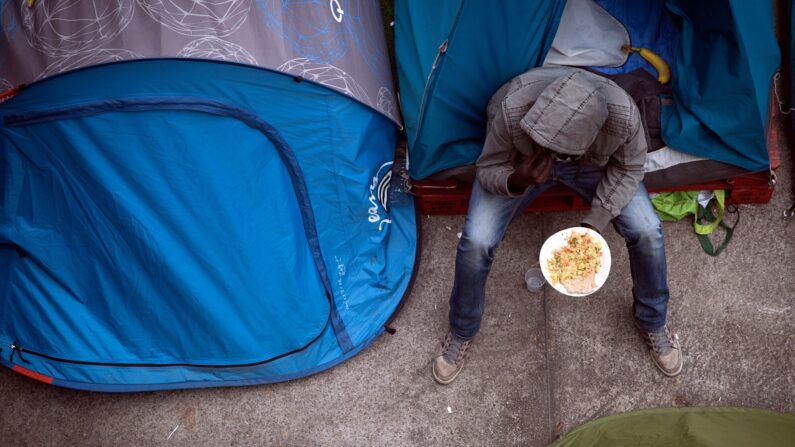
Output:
[541, 216, 556, 444]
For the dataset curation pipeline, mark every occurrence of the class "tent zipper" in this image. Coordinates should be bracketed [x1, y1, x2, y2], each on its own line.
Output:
[410, 0, 467, 149]
[411, 39, 448, 148]
[9, 342, 31, 364]
[5, 312, 331, 369]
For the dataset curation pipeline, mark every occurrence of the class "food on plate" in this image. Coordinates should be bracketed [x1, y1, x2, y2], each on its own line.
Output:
[546, 231, 603, 294]
[561, 271, 597, 295]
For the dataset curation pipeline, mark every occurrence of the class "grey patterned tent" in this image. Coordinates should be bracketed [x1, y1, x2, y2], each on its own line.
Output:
[0, 0, 400, 124]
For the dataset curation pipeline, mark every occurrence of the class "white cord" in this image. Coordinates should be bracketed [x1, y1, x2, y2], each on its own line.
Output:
[773, 72, 795, 115]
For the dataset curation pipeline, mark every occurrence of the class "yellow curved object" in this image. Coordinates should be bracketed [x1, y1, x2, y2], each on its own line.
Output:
[622, 45, 670, 84]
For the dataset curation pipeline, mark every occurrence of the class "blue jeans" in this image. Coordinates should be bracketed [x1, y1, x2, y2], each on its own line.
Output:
[449, 162, 669, 339]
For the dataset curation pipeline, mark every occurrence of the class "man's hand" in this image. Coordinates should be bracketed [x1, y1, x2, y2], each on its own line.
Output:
[507, 149, 554, 194]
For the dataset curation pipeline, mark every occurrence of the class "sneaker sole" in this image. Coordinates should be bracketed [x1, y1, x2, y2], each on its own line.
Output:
[652, 353, 683, 377]
[432, 359, 465, 385]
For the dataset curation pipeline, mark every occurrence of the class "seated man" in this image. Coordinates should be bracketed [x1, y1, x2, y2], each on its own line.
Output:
[432, 67, 683, 385]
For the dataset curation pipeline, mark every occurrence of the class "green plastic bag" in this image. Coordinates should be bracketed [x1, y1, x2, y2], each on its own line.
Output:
[652, 190, 737, 256]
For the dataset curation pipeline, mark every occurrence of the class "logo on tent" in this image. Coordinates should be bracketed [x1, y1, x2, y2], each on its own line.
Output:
[369, 161, 392, 231]
[330, 0, 344, 23]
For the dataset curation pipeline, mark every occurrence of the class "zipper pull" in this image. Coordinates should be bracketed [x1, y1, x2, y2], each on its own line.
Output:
[429, 40, 449, 72]
[9, 342, 31, 364]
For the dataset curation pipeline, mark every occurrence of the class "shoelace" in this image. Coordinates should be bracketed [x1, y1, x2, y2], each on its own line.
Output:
[646, 327, 677, 355]
[442, 333, 469, 364]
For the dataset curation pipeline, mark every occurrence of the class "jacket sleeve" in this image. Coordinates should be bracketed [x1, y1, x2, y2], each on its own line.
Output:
[582, 119, 648, 231]
[475, 110, 524, 197]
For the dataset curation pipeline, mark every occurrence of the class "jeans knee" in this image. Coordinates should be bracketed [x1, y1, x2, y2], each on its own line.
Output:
[631, 224, 664, 248]
[458, 231, 498, 263]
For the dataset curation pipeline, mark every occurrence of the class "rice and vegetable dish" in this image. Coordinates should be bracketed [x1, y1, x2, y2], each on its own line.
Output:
[546, 231, 603, 292]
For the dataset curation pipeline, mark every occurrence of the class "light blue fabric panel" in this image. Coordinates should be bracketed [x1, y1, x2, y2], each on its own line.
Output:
[2, 106, 329, 364]
[0, 59, 417, 389]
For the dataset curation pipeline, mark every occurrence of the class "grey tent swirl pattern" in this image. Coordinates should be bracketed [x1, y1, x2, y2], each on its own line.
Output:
[0, 0, 400, 125]
[177, 37, 257, 65]
[21, 0, 135, 56]
[137, 0, 252, 37]
[278, 57, 371, 104]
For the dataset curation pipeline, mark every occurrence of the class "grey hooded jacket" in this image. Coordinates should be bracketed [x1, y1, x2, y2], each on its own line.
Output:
[476, 67, 647, 231]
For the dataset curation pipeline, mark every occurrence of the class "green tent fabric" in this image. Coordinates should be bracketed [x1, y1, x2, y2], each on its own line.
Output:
[551, 407, 795, 447]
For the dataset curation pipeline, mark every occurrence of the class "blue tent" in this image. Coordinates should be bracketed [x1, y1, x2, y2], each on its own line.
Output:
[396, 0, 780, 180]
[0, 1, 416, 391]
[791, 0, 795, 146]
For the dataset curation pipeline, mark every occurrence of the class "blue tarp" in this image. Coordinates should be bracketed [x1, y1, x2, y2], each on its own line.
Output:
[0, 59, 417, 391]
[396, 0, 779, 179]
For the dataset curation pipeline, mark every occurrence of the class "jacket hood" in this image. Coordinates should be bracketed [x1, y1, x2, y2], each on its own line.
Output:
[520, 70, 608, 155]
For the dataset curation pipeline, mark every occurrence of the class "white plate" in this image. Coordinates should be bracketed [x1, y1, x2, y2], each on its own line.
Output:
[539, 227, 611, 297]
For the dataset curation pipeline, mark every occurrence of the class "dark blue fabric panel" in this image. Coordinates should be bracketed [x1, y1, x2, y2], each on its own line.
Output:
[591, 0, 678, 77]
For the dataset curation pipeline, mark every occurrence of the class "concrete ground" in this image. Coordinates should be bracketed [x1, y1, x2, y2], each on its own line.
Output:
[2, 144, 794, 446]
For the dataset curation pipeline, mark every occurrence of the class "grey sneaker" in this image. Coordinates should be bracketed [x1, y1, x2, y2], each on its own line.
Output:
[636, 323, 683, 377]
[432, 331, 471, 385]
